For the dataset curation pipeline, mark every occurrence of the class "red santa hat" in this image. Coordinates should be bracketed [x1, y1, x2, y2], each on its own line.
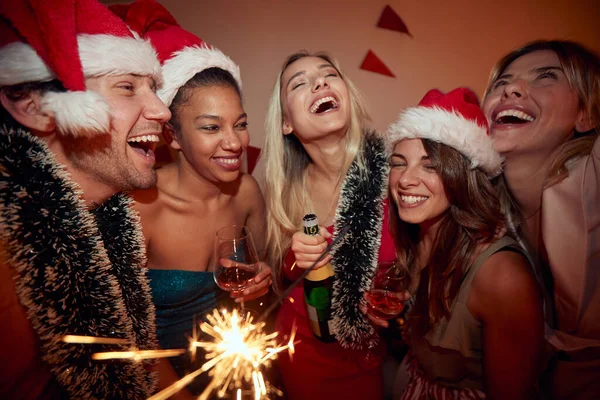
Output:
[110, 0, 241, 107]
[387, 87, 503, 176]
[0, 0, 162, 137]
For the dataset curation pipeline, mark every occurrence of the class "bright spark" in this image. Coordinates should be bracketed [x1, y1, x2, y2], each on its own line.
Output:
[62, 335, 128, 345]
[150, 309, 297, 400]
[92, 349, 186, 361]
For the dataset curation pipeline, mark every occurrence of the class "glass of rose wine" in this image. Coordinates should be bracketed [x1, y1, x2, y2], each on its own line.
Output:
[359, 260, 408, 369]
[213, 225, 259, 317]
[364, 260, 408, 320]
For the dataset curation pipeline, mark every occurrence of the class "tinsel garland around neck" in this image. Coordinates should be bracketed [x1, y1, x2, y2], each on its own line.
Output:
[0, 126, 157, 399]
[330, 131, 389, 348]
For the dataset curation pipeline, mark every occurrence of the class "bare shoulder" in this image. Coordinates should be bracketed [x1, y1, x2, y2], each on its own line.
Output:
[239, 173, 263, 195]
[236, 173, 265, 208]
[468, 246, 541, 321]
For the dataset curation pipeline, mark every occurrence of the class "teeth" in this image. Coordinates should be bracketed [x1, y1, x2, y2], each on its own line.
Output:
[215, 158, 239, 165]
[127, 134, 160, 143]
[310, 96, 338, 114]
[496, 109, 535, 122]
[401, 195, 428, 204]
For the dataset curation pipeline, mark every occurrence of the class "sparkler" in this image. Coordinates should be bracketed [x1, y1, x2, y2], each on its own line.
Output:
[63, 225, 350, 399]
[61, 335, 186, 361]
[150, 309, 296, 400]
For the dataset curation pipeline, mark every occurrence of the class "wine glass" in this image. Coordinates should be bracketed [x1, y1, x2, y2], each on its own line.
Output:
[213, 225, 260, 318]
[364, 261, 408, 321]
[359, 260, 408, 369]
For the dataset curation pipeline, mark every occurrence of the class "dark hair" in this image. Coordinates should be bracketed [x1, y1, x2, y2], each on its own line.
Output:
[389, 139, 507, 333]
[0, 80, 65, 130]
[168, 67, 241, 136]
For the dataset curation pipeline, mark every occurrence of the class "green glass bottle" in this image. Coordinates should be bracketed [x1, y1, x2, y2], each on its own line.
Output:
[302, 214, 336, 342]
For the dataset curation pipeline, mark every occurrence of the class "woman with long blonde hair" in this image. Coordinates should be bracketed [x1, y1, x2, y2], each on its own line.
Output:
[262, 51, 396, 399]
[482, 40, 600, 398]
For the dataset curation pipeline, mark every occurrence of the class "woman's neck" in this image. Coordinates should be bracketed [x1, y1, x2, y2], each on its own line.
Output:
[170, 156, 231, 202]
[417, 214, 446, 267]
[502, 150, 556, 219]
[301, 134, 347, 182]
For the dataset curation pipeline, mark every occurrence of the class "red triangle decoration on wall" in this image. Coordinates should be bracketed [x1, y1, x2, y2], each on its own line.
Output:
[360, 50, 395, 78]
[377, 5, 411, 37]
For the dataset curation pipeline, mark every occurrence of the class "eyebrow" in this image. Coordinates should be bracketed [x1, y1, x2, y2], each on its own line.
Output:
[391, 153, 430, 160]
[497, 65, 563, 81]
[125, 74, 157, 91]
[285, 63, 336, 89]
[196, 114, 221, 122]
[195, 112, 247, 122]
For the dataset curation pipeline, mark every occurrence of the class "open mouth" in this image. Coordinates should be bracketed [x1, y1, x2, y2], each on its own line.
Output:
[401, 195, 428, 205]
[310, 96, 339, 114]
[494, 109, 535, 125]
[127, 134, 160, 158]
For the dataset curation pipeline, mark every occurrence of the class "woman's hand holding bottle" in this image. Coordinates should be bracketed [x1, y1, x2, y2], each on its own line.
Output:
[290, 226, 332, 270]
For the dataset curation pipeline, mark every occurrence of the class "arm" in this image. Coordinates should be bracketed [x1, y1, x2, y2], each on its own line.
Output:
[243, 174, 267, 260]
[0, 258, 52, 397]
[468, 250, 544, 400]
[231, 175, 271, 302]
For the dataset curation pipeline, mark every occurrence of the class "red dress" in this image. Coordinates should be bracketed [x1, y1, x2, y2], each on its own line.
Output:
[276, 200, 396, 400]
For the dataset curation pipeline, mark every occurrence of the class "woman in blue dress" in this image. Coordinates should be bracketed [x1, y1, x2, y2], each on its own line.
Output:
[120, 1, 273, 397]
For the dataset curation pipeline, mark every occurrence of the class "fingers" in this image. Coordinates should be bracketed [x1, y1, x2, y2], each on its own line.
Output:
[291, 231, 332, 270]
[494, 221, 508, 239]
[234, 286, 270, 303]
[254, 263, 272, 282]
[320, 227, 332, 239]
[233, 262, 273, 303]
[359, 304, 389, 328]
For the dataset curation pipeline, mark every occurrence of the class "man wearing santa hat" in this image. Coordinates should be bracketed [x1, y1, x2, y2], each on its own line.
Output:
[0, 0, 171, 398]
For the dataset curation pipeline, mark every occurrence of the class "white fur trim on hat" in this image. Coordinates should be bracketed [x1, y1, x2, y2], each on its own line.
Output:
[78, 34, 162, 85]
[387, 107, 503, 176]
[41, 90, 111, 137]
[157, 45, 242, 107]
[0, 42, 54, 86]
[0, 35, 161, 87]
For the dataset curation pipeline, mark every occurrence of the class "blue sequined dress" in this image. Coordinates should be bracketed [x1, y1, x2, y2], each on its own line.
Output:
[148, 269, 228, 395]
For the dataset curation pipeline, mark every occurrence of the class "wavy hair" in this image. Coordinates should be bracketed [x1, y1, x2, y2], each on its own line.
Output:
[389, 139, 507, 331]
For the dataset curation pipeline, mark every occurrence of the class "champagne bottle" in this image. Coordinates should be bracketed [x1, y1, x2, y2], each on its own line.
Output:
[302, 214, 336, 342]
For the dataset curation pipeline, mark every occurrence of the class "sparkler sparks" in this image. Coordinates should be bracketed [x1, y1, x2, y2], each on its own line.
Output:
[92, 349, 186, 361]
[150, 308, 296, 400]
[62, 226, 348, 399]
[61, 335, 186, 361]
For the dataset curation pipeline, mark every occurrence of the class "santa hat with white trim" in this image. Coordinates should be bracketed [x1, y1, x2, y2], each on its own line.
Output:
[110, 0, 241, 107]
[387, 87, 503, 176]
[0, 0, 162, 137]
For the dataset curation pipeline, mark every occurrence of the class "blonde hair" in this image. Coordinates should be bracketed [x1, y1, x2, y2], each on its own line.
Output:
[485, 40, 600, 187]
[263, 51, 370, 292]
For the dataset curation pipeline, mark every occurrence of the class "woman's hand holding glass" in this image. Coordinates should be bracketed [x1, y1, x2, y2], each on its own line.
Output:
[230, 262, 272, 303]
[360, 261, 411, 329]
[213, 225, 272, 304]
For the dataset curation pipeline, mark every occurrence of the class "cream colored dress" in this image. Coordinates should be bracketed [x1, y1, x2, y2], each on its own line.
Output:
[539, 135, 600, 399]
